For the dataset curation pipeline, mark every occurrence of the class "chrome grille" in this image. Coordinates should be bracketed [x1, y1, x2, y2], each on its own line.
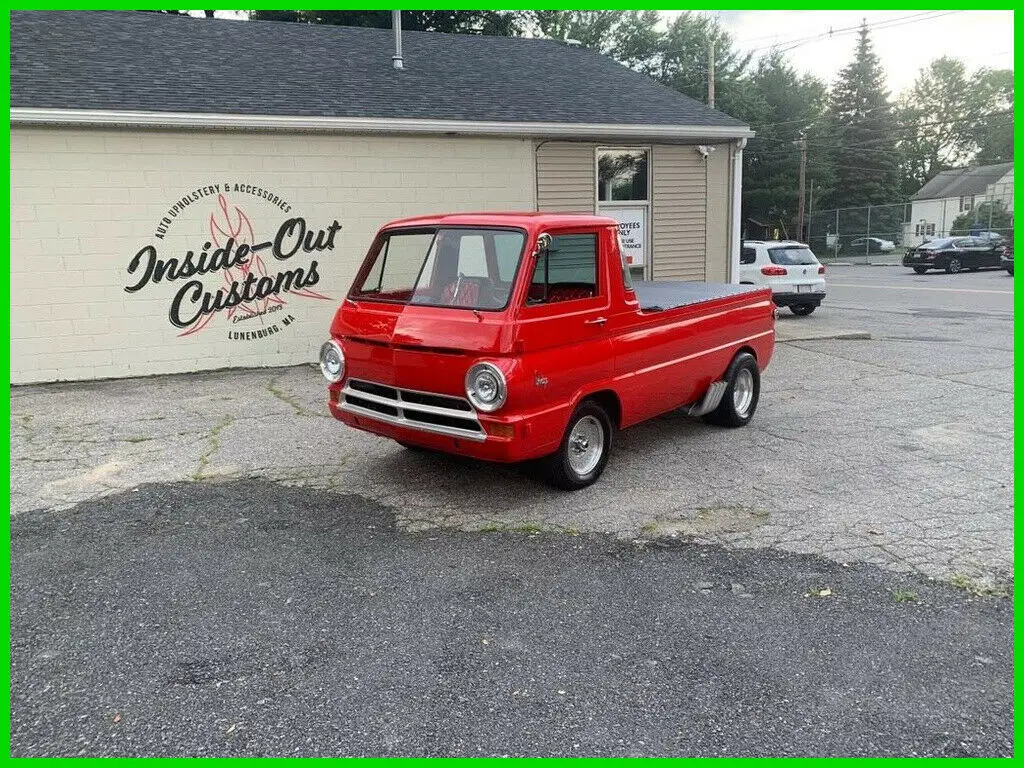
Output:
[340, 378, 485, 441]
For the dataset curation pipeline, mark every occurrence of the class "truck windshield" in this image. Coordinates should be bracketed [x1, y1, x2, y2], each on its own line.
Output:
[768, 246, 819, 265]
[350, 227, 527, 310]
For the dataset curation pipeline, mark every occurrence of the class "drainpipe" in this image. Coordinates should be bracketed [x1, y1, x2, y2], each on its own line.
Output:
[392, 10, 404, 70]
[729, 137, 747, 283]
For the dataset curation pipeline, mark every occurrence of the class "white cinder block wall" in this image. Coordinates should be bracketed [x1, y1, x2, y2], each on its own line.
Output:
[10, 128, 535, 383]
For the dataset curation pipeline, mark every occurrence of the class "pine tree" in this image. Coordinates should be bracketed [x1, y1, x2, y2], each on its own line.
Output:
[825, 23, 901, 208]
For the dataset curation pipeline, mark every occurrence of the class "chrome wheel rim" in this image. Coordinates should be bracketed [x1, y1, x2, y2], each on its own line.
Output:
[949, 259, 961, 273]
[733, 368, 755, 417]
[567, 415, 604, 476]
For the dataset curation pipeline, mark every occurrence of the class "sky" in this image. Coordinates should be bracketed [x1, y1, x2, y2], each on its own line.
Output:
[209, 10, 1014, 98]
[709, 10, 1014, 96]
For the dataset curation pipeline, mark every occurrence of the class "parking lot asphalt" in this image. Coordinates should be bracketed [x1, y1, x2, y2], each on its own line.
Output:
[11, 266, 1014, 586]
[9, 265, 1013, 756]
[10, 480, 1013, 757]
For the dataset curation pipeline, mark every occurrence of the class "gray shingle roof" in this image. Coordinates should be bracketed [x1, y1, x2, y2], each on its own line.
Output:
[10, 10, 747, 130]
[911, 162, 1013, 201]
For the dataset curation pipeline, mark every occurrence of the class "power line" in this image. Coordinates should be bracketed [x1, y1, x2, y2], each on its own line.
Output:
[747, 11, 961, 55]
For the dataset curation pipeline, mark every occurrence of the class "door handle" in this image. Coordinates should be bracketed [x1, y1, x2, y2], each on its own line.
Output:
[585, 317, 607, 326]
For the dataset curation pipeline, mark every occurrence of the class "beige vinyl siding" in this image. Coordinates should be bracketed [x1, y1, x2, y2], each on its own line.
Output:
[651, 144, 706, 281]
[535, 141, 595, 213]
[703, 143, 732, 282]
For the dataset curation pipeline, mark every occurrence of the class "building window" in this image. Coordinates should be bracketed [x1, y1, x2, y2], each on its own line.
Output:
[959, 195, 975, 212]
[597, 148, 648, 202]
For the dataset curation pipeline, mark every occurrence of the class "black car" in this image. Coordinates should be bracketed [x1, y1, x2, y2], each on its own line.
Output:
[902, 236, 1007, 274]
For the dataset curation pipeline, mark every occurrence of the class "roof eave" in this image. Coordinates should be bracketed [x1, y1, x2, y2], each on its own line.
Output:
[10, 107, 755, 140]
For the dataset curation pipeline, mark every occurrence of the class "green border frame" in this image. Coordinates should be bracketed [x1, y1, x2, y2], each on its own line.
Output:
[3, 2, 1018, 761]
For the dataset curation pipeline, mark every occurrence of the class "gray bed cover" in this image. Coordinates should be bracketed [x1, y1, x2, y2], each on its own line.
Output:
[632, 281, 764, 312]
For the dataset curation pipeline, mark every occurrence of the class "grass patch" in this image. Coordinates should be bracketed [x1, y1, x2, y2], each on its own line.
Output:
[892, 589, 919, 603]
[949, 573, 1011, 598]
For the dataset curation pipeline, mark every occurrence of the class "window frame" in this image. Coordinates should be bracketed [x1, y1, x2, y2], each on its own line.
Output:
[347, 224, 530, 312]
[525, 230, 602, 307]
[595, 146, 651, 205]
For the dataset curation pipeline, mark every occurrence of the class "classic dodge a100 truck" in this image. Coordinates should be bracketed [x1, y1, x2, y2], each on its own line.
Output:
[321, 213, 775, 489]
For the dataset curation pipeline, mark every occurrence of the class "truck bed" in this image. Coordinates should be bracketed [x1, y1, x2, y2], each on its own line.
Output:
[632, 281, 764, 312]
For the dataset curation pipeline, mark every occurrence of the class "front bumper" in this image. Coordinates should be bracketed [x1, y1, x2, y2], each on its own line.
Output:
[772, 291, 825, 307]
[326, 382, 565, 463]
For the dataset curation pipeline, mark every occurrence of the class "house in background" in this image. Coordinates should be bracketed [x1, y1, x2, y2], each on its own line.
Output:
[904, 162, 1013, 246]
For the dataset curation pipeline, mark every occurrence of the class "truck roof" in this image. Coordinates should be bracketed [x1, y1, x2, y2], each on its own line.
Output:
[383, 212, 620, 229]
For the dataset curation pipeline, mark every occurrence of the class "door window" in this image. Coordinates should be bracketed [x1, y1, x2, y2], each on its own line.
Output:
[741, 247, 757, 264]
[528, 233, 598, 304]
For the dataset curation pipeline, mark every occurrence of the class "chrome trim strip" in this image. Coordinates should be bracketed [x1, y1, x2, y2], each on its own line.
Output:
[340, 402, 487, 442]
[341, 380, 486, 442]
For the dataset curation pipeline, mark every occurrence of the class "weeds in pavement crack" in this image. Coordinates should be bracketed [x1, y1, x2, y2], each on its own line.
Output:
[191, 415, 235, 481]
[267, 378, 315, 417]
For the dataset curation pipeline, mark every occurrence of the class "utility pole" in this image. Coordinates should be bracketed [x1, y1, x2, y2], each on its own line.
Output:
[796, 133, 807, 242]
[707, 40, 715, 108]
[807, 180, 815, 246]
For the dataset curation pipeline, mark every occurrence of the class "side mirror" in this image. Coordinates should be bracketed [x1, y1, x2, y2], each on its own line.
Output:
[535, 232, 552, 255]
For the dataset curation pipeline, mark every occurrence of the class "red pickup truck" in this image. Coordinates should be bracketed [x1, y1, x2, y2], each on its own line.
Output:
[321, 213, 775, 489]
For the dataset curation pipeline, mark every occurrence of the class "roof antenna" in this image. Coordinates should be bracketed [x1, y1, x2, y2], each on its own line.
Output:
[392, 10, 404, 70]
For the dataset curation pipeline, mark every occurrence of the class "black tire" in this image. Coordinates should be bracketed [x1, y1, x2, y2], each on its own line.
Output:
[542, 400, 612, 490]
[703, 352, 760, 428]
[913, 267, 928, 274]
[790, 303, 816, 316]
[946, 257, 963, 274]
[1007, 267, 1014, 276]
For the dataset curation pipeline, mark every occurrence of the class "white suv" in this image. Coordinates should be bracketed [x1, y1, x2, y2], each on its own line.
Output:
[739, 240, 827, 316]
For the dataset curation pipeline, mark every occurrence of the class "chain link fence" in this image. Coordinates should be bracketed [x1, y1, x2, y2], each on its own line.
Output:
[808, 189, 1014, 263]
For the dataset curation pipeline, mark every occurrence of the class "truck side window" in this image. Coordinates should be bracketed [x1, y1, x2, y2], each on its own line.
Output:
[528, 233, 598, 304]
[741, 247, 756, 265]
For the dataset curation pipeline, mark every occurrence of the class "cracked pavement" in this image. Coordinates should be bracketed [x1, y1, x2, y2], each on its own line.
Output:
[10, 266, 1014, 586]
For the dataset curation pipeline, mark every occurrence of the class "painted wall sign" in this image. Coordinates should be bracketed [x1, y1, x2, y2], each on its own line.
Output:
[125, 184, 337, 339]
[604, 207, 647, 267]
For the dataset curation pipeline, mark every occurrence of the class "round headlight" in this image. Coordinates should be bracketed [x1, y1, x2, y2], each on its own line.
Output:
[319, 340, 345, 383]
[465, 362, 507, 412]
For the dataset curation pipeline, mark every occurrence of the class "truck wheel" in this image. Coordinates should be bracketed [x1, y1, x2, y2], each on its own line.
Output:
[543, 400, 612, 490]
[704, 353, 760, 428]
[790, 304, 816, 316]
[913, 267, 928, 274]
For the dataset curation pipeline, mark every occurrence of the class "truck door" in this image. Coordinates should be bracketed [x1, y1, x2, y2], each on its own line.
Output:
[514, 229, 614, 413]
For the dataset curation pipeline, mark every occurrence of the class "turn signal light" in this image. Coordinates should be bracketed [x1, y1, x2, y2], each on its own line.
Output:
[487, 423, 515, 439]
[818, 265, 826, 274]
[760, 265, 788, 276]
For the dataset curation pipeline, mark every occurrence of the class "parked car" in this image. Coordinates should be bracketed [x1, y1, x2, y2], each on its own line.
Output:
[902, 236, 1007, 274]
[848, 236, 895, 254]
[320, 213, 776, 489]
[1001, 244, 1013, 276]
[739, 240, 827, 316]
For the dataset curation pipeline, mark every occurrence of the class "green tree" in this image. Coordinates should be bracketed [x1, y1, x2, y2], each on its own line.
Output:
[898, 57, 985, 194]
[531, 10, 621, 50]
[971, 68, 1014, 165]
[950, 200, 1013, 237]
[250, 10, 528, 35]
[825, 23, 901, 208]
[741, 52, 831, 240]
